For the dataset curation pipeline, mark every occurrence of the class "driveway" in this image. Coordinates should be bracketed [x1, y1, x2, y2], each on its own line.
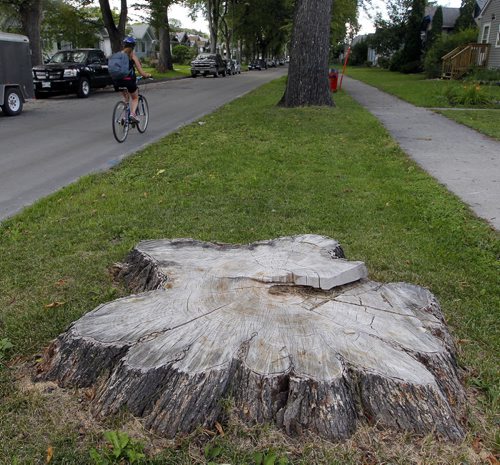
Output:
[0, 67, 287, 222]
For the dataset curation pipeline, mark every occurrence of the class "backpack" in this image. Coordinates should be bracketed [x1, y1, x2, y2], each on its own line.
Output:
[108, 51, 131, 80]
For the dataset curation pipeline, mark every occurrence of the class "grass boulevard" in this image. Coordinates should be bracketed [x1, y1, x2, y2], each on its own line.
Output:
[345, 67, 500, 140]
[0, 77, 498, 464]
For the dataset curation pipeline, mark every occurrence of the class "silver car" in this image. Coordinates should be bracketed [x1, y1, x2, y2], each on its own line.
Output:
[231, 59, 241, 74]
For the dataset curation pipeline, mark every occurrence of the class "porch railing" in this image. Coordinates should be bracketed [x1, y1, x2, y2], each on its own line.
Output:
[441, 43, 490, 79]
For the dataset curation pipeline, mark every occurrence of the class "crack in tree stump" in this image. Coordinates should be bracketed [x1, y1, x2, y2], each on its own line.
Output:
[38, 235, 466, 441]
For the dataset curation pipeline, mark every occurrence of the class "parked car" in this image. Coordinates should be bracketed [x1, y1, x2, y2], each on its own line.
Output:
[0, 31, 34, 116]
[248, 59, 267, 70]
[191, 53, 226, 78]
[223, 59, 234, 76]
[266, 59, 276, 68]
[232, 59, 241, 74]
[33, 48, 112, 98]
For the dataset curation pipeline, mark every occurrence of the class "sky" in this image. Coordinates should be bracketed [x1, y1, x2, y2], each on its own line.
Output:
[131, 0, 464, 36]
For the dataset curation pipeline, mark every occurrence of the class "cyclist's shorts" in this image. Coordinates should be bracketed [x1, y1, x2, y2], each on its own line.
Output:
[113, 78, 137, 94]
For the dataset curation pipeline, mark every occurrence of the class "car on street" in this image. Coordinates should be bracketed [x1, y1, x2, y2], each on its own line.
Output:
[191, 53, 227, 78]
[33, 48, 113, 98]
[232, 59, 241, 74]
[248, 59, 267, 70]
[223, 58, 234, 76]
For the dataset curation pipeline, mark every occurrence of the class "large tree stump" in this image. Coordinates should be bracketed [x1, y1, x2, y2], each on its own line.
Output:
[39, 235, 465, 441]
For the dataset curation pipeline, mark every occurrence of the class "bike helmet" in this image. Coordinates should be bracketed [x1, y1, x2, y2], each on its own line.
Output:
[123, 36, 136, 48]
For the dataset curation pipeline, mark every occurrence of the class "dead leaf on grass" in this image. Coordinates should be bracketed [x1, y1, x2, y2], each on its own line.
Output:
[215, 421, 225, 437]
[45, 301, 65, 309]
[46, 445, 54, 463]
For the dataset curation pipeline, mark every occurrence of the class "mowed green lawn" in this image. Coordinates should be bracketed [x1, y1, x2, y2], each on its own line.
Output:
[0, 78, 498, 464]
[345, 67, 500, 139]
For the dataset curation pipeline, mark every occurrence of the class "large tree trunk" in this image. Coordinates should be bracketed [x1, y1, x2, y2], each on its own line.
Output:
[280, 0, 333, 107]
[208, 0, 222, 53]
[19, 0, 43, 66]
[158, 6, 173, 72]
[38, 235, 465, 441]
[99, 0, 127, 53]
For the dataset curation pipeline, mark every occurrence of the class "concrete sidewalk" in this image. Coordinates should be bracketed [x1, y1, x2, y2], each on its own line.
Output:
[342, 76, 500, 230]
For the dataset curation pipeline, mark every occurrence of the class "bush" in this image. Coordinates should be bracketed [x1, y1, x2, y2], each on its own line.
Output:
[399, 60, 423, 74]
[350, 40, 369, 66]
[423, 27, 478, 78]
[377, 56, 391, 69]
[465, 68, 500, 83]
[443, 83, 494, 105]
[172, 45, 196, 65]
[389, 49, 405, 71]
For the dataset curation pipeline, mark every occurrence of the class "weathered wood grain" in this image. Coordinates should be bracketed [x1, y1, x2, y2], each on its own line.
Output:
[39, 235, 465, 440]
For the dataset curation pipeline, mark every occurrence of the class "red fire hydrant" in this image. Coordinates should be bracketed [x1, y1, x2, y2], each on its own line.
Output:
[328, 68, 338, 92]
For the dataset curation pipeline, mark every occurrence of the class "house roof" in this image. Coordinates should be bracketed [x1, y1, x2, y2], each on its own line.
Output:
[477, 0, 495, 19]
[129, 24, 155, 41]
[425, 6, 461, 28]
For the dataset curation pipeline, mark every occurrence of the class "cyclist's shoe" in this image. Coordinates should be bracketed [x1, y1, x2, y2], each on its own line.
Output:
[129, 114, 140, 124]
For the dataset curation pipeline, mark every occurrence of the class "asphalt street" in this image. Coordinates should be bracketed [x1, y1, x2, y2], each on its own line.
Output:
[0, 67, 287, 222]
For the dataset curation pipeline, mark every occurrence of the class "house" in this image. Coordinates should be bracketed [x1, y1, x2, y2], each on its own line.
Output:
[187, 34, 210, 53]
[347, 34, 379, 66]
[423, 6, 461, 36]
[170, 31, 189, 47]
[129, 23, 157, 58]
[476, 0, 500, 68]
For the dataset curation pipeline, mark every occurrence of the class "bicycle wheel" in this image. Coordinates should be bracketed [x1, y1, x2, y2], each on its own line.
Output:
[136, 95, 149, 133]
[112, 101, 129, 143]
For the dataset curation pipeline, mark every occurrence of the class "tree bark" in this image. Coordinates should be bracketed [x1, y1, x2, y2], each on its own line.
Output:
[279, 0, 334, 107]
[38, 235, 466, 441]
[158, 6, 173, 72]
[19, 0, 43, 66]
[99, 0, 127, 53]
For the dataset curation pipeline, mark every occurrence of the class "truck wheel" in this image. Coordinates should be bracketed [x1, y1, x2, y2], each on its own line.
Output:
[1, 88, 23, 116]
[213, 71, 219, 78]
[77, 77, 90, 98]
[191, 73, 197, 78]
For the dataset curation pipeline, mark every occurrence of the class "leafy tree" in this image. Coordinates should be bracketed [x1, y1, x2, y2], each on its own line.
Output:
[0, 0, 44, 64]
[425, 5, 442, 50]
[455, 0, 477, 31]
[280, 0, 333, 107]
[172, 44, 196, 63]
[350, 38, 369, 65]
[132, 0, 182, 72]
[331, 0, 359, 46]
[369, 0, 411, 63]
[398, 0, 426, 72]
[98, 0, 128, 53]
[42, 0, 104, 49]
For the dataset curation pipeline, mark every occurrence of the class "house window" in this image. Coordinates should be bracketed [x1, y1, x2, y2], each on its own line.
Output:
[496, 25, 500, 47]
[481, 22, 491, 44]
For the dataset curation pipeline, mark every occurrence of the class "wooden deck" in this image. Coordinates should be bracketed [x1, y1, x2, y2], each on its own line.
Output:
[441, 43, 490, 79]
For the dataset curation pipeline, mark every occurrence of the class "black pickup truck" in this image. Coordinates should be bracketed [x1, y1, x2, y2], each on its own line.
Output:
[190, 53, 227, 78]
[33, 48, 113, 98]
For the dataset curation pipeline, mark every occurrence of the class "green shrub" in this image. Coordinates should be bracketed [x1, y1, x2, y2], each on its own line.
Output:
[423, 27, 478, 78]
[443, 83, 494, 105]
[466, 68, 500, 83]
[172, 44, 196, 65]
[350, 39, 369, 66]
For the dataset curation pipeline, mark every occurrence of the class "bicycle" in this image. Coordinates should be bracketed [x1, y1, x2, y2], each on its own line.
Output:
[112, 77, 150, 143]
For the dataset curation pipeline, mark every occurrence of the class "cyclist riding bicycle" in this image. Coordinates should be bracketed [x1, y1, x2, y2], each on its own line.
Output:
[113, 36, 151, 124]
